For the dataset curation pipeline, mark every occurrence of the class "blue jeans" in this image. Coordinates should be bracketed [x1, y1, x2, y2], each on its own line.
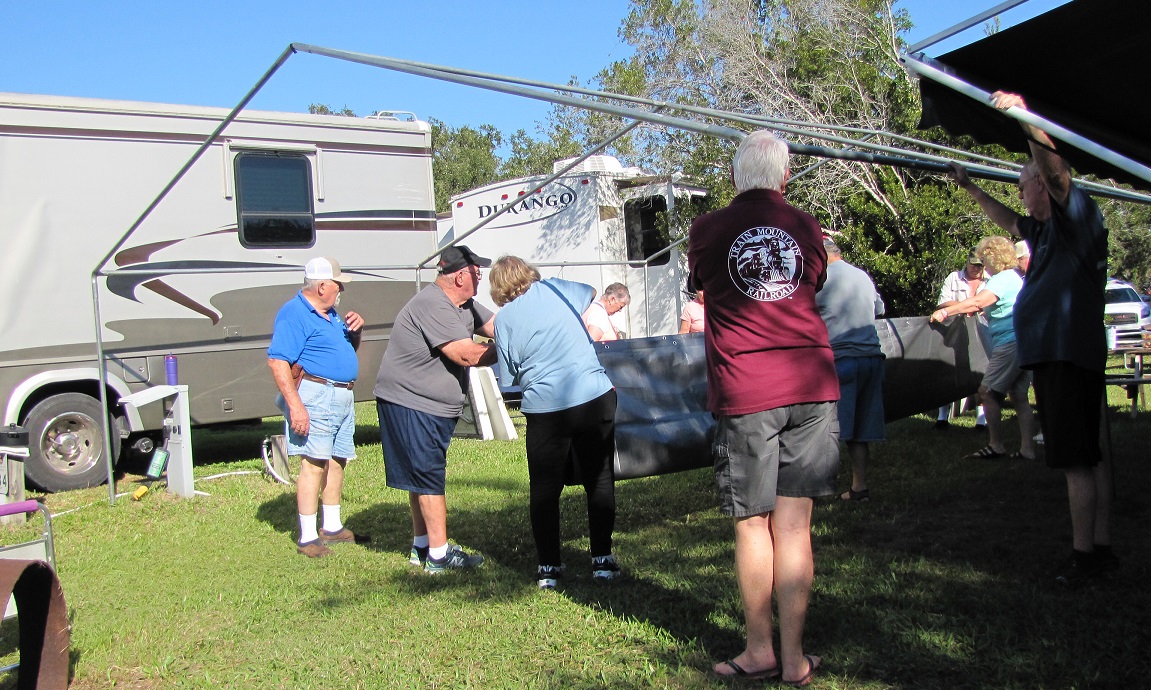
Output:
[285, 379, 357, 460]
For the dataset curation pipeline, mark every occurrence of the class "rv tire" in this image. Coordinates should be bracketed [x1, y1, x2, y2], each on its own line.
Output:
[24, 392, 119, 492]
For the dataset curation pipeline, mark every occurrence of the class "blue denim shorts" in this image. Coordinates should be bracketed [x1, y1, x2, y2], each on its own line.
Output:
[284, 379, 357, 460]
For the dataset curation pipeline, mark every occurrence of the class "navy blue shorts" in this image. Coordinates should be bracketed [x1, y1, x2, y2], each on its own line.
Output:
[377, 399, 457, 494]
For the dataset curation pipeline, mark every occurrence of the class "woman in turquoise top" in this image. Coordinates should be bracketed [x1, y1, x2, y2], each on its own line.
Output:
[930, 236, 1037, 460]
[490, 255, 619, 589]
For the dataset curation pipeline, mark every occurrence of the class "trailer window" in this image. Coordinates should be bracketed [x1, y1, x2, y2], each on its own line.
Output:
[234, 153, 315, 247]
[624, 196, 670, 267]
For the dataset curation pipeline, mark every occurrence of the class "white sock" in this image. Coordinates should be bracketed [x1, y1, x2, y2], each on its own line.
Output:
[937, 406, 950, 421]
[322, 504, 343, 533]
[413, 534, 429, 549]
[428, 543, 449, 561]
[299, 513, 318, 544]
[976, 406, 987, 425]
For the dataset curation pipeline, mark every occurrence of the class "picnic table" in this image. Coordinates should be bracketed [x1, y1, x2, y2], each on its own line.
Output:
[1106, 347, 1151, 418]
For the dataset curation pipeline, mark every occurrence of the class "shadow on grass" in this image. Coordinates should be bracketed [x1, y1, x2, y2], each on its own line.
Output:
[245, 404, 1150, 688]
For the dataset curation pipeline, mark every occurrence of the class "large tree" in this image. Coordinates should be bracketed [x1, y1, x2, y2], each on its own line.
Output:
[530, 0, 1148, 313]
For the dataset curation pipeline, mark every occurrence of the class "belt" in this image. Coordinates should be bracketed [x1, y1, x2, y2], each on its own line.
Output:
[300, 373, 355, 389]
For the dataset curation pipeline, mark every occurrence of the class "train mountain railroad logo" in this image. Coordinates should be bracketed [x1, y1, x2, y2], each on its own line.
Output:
[727, 226, 803, 301]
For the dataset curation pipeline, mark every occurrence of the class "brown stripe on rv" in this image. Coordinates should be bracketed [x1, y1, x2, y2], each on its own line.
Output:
[142, 279, 221, 325]
[0, 124, 431, 156]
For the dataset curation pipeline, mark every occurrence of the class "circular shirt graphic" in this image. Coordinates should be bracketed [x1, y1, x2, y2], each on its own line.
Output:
[727, 226, 803, 301]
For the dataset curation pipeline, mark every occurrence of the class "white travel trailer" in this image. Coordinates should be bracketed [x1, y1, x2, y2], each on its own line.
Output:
[437, 155, 709, 336]
[0, 93, 438, 492]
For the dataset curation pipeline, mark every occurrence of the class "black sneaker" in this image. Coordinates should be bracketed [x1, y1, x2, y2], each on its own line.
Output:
[933, 419, 950, 430]
[424, 545, 484, 574]
[537, 564, 565, 590]
[1095, 550, 1120, 574]
[591, 554, 621, 582]
[409, 544, 429, 567]
[1055, 555, 1100, 588]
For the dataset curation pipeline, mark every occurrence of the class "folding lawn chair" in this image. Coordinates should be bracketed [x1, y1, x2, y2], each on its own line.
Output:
[0, 499, 69, 690]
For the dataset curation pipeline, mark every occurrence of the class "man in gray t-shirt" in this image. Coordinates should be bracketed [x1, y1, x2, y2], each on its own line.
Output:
[374, 245, 496, 572]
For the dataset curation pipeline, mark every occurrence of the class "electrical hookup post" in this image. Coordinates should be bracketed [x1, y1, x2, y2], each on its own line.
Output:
[0, 424, 30, 524]
[119, 358, 194, 498]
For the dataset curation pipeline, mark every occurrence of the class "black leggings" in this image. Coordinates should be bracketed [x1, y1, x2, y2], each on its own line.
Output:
[524, 389, 617, 567]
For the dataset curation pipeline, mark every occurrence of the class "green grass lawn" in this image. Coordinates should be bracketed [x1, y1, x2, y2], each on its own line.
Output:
[1, 380, 1149, 689]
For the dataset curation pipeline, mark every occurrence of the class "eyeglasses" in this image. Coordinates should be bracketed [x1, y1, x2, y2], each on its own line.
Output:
[328, 281, 345, 292]
[1017, 176, 1038, 192]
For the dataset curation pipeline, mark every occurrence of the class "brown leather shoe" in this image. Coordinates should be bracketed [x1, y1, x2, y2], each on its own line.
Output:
[297, 539, 332, 558]
[320, 527, 368, 545]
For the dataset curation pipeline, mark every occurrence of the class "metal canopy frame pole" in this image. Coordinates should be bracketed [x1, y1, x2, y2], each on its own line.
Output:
[902, 52, 1151, 188]
[93, 45, 297, 504]
[374, 54, 1086, 190]
[906, 0, 1030, 53]
[297, 45, 1148, 203]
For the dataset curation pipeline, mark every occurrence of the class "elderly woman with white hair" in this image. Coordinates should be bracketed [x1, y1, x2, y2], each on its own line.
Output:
[931, 235, 1037, 459]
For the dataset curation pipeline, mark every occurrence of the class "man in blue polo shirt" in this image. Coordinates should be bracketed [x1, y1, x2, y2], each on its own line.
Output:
[269, 257, 365, 558]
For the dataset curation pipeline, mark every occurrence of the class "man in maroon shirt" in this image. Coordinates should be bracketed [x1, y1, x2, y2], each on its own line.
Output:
[689, 131, 839, 686]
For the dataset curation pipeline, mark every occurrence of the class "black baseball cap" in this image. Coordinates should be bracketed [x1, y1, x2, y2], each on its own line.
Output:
[437, 245, 492, 274]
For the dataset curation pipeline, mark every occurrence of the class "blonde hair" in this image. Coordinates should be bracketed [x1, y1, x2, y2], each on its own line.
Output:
[975, 235, 1018, 274]
[489, 255, 540, 306]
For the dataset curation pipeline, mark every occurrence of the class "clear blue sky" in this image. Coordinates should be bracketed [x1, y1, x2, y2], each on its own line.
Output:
[2, 1, 1068, 137]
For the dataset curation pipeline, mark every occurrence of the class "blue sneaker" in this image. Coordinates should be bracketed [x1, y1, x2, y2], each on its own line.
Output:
[409, 544, 429, 567]
[424, 545, 484, 574]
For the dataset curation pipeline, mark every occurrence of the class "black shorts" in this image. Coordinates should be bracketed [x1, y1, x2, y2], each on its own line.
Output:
[1031, 362, 1103, 469]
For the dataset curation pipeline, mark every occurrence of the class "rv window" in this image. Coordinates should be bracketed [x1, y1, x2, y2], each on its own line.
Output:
[234, 153, 315, 247]
[623, 196, 670, 267]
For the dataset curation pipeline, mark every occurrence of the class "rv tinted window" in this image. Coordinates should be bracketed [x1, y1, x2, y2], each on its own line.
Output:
[235, 153, 315, 247]
[624, 196, 670, 266]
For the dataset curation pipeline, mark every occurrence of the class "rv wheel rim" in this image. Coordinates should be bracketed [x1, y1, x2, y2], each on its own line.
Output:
[41, 412, 103, 475]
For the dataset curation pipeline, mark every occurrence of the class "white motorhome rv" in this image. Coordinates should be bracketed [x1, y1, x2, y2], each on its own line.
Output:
[0, 93, 438, 492]
[437, 156, 709, 336]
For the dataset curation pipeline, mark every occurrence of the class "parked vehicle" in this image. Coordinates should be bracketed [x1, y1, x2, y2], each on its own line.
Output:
[437, 155, 709, 336]
[0, 93, 438, 491]
[1104, 278, 1150, 349]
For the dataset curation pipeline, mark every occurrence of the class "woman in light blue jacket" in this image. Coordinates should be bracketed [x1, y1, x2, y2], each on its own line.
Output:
[489, 255, 619, 590]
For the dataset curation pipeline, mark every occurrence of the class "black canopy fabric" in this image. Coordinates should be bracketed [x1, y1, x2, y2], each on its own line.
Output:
[916, 0, 1151, 191]
[601, 316, 985, 481]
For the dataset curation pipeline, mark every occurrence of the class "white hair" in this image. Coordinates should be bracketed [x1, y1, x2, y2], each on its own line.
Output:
[733, 131, 789, 192]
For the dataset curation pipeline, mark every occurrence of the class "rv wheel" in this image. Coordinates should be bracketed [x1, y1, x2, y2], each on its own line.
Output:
[23, 393, 119, 492]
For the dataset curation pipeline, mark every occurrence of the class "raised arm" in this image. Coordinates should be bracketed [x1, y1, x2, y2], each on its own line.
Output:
[990, 91, 1071, 207]
[948, 162, 1024, 237]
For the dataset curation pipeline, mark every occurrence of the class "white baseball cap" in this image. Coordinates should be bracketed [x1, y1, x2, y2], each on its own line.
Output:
[304, 257, 352, 283]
